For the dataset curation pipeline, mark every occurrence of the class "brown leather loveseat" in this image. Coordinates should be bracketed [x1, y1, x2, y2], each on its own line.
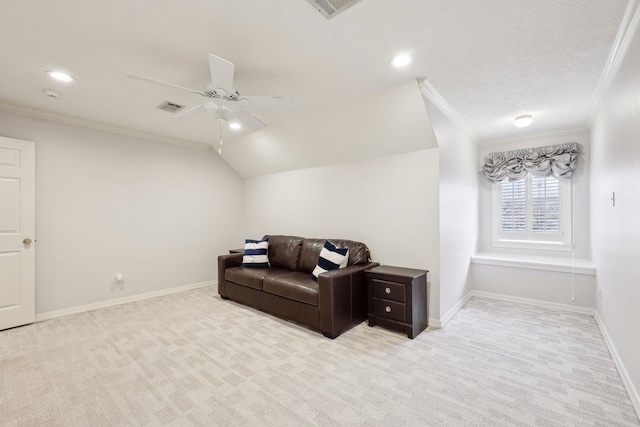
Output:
[217, 235, 379, 338]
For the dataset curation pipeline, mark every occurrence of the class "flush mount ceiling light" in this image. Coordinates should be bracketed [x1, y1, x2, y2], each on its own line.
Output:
[46, 71, 76, 82]
[229, 121, 241, 130]
[391, 54, 412, 67]
[514, 114, 533, 128]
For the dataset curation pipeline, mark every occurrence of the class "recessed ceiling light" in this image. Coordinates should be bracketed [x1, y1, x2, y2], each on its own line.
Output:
[514, 114, 533, 128]
[47, 71, 75, 82]
[391, 54, 412, 67]
[229, 122, 241, 130]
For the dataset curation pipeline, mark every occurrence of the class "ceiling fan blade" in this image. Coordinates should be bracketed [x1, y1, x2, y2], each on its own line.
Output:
[127, 73, 204, 96]
[174, 105, 206, 119]
[209, 54, 235, 93]
[242, 96, 301, 109]
[234, 108, 267, 131]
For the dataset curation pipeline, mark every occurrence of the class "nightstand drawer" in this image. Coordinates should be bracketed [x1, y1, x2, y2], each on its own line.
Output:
[371, 297, 406, 322]
[371, 279, 406, 303]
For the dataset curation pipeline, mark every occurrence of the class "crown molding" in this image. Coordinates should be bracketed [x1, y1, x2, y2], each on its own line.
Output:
[481, 126, 589, 147]
[0, 102, 209, 150]
[586, 0, 640, 128]
[418, 78, 481, 145]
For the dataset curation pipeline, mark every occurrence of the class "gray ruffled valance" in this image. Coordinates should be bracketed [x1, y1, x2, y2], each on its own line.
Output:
[482, 142, 579, 183]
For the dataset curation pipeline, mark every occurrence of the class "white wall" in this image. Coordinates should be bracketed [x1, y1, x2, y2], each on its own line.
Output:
[590, 23, 640, 408]
[422, 98, 479, 320]
[243, 149, 441, 318]
[0, 112, 244, 314]
[470, 265, 595, 308]
[472, 130, 595, 309]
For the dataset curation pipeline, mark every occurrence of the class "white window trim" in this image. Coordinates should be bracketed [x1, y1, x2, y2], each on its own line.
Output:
[491, 176, 573, 252]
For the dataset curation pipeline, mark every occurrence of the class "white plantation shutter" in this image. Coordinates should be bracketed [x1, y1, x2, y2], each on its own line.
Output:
[500, 180, 526, 233]
[531, 176, 560, 234]
[495, 175, 568, 247]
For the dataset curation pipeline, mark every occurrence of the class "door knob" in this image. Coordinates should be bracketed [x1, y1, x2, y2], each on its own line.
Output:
[23, 238, 32, 245]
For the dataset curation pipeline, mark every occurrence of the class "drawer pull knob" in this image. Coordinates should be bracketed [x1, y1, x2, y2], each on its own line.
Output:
[385, 287, 391, 294]
[385, 306, 391, 313]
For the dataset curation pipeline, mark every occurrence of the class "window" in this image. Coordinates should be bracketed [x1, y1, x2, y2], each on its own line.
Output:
[492, 175, 572, 251]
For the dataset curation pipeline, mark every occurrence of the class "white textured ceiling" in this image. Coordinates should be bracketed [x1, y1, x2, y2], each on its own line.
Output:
[0, 0, 629, 176]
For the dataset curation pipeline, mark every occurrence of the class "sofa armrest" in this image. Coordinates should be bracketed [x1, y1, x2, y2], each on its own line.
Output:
[217, 253, 243, 297]
[318, 262, 379, 338]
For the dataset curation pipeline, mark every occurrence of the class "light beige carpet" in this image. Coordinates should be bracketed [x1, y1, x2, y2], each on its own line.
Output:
[1, 286, 638, 426]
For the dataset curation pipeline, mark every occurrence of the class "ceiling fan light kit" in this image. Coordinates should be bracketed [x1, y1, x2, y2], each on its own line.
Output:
[127, 53, 300, 133]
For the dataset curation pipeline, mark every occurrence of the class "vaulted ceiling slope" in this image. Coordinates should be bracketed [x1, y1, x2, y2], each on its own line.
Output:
[0, 0, 629, 175]
[226, 80, 437, 178]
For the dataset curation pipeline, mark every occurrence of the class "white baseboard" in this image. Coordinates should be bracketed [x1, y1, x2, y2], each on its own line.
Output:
[35, 280, 217, 322]
[438, 291, 474, 328]
[430, 290, 593, 330]
[594, 311, 640, 420]
[471, 290, 595, 316]
[428, 318, 441, 329]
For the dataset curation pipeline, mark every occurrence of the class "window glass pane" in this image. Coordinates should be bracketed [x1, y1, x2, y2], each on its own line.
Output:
[500, 179, 526, 232]
[531, 176, 560, 233]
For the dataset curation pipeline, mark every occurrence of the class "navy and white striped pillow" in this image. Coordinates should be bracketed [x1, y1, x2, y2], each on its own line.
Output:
[311, 240, 349, 280]
[242, 238, 270, 268]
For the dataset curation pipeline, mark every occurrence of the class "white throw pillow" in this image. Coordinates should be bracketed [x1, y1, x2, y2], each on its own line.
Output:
[242, 238, 270, 268]
[311, 240, 349, 280]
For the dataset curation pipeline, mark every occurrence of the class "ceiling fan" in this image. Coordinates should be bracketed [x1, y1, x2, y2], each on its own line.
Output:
[127, 54, 300, 131]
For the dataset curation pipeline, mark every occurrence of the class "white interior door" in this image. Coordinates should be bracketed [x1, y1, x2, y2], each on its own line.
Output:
[0, 136, 35, 330]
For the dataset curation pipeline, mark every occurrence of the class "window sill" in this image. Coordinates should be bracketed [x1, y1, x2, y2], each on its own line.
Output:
[471, 252, 596, 276]
[492, 239, 573, 252]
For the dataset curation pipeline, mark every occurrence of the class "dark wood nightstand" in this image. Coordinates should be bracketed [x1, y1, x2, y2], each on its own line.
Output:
[365, 265, 429, 339]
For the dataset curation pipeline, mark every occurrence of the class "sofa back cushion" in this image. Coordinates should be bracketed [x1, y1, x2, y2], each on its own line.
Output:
[265, 235, 304, 270]
[298, 238, 369, 273]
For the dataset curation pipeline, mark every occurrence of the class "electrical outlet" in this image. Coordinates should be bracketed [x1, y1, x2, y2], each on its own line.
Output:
[598, 288, 602, 299]
[115, 274, 124, 284]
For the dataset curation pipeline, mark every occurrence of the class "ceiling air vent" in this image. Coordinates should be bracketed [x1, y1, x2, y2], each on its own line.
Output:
[306, 0, 363, 20]
[157, 101, 185, 113]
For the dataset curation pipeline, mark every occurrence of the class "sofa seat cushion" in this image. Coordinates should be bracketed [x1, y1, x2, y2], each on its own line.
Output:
[263, 272, 319, 306]
[225, 267, 291, 290]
